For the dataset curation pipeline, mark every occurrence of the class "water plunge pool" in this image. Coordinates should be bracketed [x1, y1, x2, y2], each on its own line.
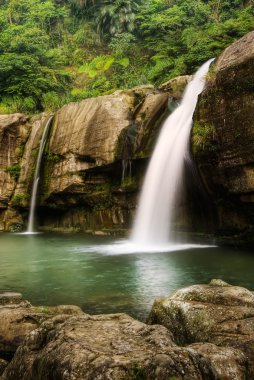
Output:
[0, 233, 253, 320]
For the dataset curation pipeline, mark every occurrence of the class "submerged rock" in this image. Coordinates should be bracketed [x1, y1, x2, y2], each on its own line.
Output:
[149, 279, 254, 378]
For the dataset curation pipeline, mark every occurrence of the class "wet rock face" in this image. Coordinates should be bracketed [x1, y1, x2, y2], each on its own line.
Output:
[0, 86, 168, 232]
[193, 31, 254, 246]
[14, 113, 50, 201]
[51, 92, 135, 166]
[37, 88, 164, 233]
[0, 114, 30, 230]
[149, 279, 254, 379]
[6, 86, 174, 233]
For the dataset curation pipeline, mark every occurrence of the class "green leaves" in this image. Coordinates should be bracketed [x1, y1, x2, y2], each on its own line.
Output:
[137, 0, 254, 82]
[0, 0, 253, 113]
[78, 54, 129, 78]
[0, 0, 71, 112]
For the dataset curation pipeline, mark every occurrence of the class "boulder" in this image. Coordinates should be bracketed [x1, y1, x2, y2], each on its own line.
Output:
[0, 288, 252, 379]
[2, 313, 216, 380]
[188, 343, 246, 380]
[0, 292, 83, 361]
[159, 75, 192, 95]
[149, 279, 254, 378]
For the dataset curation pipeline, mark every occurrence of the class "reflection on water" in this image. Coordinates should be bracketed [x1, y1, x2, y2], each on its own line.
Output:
[0, 233, 253, 320]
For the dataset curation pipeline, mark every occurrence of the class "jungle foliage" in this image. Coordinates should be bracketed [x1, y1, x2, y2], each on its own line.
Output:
[0, 0, 253, 112]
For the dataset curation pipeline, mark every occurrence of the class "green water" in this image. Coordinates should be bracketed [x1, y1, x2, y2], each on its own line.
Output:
[0, 233, 253, 320]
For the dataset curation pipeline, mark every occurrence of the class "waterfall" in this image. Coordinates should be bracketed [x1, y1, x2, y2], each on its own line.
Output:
[131, 59, 214, 246]
[27, 115, 54, 233]
[121, 159, 132, 185]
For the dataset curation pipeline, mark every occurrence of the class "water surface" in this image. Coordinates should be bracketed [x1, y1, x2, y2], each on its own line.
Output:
[0, 233, 253, 320]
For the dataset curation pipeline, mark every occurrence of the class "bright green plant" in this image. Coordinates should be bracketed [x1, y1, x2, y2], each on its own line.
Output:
[6, 164, 21, 180]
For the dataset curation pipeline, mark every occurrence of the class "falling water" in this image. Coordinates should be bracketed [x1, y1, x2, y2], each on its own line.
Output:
[27, 115, 54, 233]
[121, 159, 132, 185]
[131, 59, 214, 246]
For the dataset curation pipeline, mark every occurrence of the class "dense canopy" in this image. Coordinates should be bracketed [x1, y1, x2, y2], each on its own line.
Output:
[0, 0, 253, 112]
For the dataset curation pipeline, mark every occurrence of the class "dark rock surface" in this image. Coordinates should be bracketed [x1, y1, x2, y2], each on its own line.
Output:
[0, 114, 30, 231]
[0, 359, 8, 376]
[193, 31, 254, 247]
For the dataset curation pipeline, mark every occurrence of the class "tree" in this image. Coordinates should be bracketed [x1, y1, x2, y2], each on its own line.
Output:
[0, 0, 70, 112]
[96, 0, 139, 36]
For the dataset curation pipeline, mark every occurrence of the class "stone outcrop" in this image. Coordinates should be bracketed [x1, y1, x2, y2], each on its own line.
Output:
[2, 84, 180, 233]
[1, 281, 254, 379]
[193, 31, 254, 247]
[37, 86, 169, 233]
[0, 292, 83, 361]
[149, 279, 254, 378]
[0, 76, 193, 233]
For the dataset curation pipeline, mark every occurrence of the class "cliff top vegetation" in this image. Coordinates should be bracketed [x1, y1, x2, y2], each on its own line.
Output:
[0, 0, 253, 113]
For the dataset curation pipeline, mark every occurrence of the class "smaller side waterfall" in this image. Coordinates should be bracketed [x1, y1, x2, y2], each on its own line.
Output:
[131, 59, 214, 246]
[27, 115, 54, 233]
[121, 159, 132, 185]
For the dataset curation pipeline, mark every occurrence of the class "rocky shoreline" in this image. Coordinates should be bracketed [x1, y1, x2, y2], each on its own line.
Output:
[1, 279, 254, 379]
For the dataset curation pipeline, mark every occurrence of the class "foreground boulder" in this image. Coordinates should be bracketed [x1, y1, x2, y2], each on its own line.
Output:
[149, 279, 254, 378]
[2, 313, 216, 380]
[0, 292, 83, 363]
[1, 282, 253, 379]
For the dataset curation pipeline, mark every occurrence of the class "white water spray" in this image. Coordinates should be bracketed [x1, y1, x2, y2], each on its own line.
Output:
[131, 59, 214, 246]
[27, 115, 53, 233]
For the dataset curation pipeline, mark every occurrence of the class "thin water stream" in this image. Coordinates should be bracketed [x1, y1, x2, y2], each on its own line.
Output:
[27, 115, 53, 233]
[0, 233, 253, 320]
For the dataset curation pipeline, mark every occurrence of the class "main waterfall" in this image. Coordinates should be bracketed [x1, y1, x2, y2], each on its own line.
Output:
[131, 59, 214, 246]
[27, 115, 54, 233]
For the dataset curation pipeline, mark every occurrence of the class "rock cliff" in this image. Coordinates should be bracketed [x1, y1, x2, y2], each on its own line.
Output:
[193, 31, 254, 247]
[0, 114, 30, 230]
[0, 81, 188, 233]
[0, 32, 253, 246]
